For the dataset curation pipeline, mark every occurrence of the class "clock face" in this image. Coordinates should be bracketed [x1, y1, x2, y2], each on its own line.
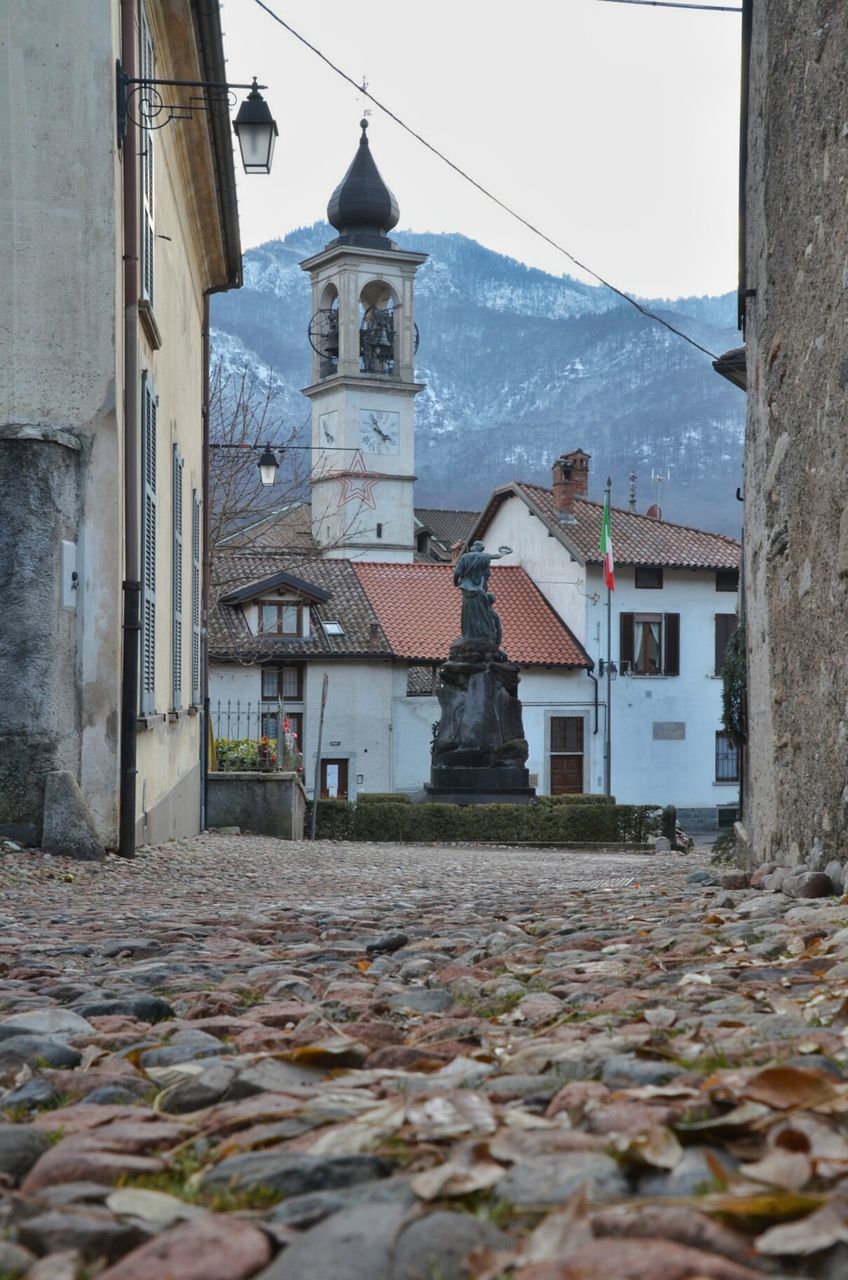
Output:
[359, 409, 400, 455]
[318, 411, 337, 445]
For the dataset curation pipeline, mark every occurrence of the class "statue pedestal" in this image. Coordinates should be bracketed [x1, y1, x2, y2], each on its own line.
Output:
[425, 640, 536, 806]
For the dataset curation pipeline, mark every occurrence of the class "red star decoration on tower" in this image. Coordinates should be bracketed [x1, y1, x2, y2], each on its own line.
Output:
[333, 450, 379, 510]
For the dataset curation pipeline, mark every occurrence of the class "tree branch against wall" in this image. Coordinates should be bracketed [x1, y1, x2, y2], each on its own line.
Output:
[722, 615, 747, 747]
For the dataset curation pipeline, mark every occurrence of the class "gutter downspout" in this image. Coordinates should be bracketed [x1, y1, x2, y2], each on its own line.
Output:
[119, 0, 140, 858]
[585, 668, 599, 736]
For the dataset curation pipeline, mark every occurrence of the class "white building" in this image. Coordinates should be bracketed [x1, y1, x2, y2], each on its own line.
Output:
[469, 451, 741, 827]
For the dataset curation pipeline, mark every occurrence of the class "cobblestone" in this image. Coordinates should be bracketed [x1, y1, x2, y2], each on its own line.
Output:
[1, 834, 847, 1276]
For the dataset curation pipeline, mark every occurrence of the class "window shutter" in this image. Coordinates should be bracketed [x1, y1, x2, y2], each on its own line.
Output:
[619, 612, 635, 671]
[139, 5, 155, 305]
[191, 491, 201, 706]
[663, 613, 680, 676]
[171, 447, 183, 709]
[714, 613, 736, 676]
[140, 375, 157, 713]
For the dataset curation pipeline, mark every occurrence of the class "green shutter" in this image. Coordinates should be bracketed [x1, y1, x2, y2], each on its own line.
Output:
[191, 490, 201, 705]
[172, 446, 183, 710]
[140, 375, 157, 713]
[663, 613, 680, 677]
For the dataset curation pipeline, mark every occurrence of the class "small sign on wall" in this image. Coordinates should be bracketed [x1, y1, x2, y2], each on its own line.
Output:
[653, 721, 686, 740]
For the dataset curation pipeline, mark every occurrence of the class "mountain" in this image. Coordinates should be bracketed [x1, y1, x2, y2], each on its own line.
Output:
[211, 224, 745, 535]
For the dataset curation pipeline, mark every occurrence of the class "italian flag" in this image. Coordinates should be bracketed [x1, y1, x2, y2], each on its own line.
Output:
[600, 491, 615, 591]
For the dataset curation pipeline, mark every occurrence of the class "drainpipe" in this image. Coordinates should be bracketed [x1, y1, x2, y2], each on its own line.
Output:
[200, 294, 211, 830]
[118, 0, 140, 858]
[585, 667, 599, 736]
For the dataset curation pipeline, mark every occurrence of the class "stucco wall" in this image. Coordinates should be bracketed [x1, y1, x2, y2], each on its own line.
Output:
[0, 0, 123, 844]
[587, 565, 737, 811]
[743, 0, 848, 865]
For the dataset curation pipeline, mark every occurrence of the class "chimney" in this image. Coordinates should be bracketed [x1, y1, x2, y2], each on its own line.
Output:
[450, 540, 464, 566]
[369, 621, 382, 649]
[552, 449, 591, 523]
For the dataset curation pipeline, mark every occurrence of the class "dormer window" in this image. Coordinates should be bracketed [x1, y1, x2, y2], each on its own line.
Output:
[259, 601, 302, 637]
[323, 620, 344, 636]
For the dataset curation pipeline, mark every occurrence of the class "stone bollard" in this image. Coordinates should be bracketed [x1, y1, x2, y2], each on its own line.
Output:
[661, 805, 678, 852]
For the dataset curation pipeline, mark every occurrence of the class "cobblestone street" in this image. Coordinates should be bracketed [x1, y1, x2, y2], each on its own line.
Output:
[4, 836, 848, 1278]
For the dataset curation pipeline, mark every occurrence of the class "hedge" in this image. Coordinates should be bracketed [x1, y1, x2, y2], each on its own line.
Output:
[356, 792, 412, 806]
[306, 798, 658, 844]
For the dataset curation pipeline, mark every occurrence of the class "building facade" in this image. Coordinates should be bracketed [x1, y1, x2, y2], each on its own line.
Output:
[0, 0, 241, 853]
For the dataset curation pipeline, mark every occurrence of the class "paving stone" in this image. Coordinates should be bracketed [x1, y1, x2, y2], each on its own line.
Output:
[16, 1206, 149, 1262]
[0, 1035, 82, 1072]
[202, 1150, 392, 1195]
[256, 1203, 408, 1280]
[0, 1239, 36, 1277]
[392, 1210, 511, 1279]
[1, 1077, 61, 1112]
[0, 1009, 95, 1037]
[0, 1123, 52, 1183]
[498, 1151, 630, 1205]
[96, 1214, 272, 1280]
[267, 1175, 417, 1229]
[72, 996, 174, 1023]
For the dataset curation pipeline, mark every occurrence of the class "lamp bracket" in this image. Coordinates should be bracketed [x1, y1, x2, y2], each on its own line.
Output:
[116, 61, 267, 144]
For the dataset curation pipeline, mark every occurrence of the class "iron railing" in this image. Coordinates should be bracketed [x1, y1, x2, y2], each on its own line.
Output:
[211, 699, 303, 774]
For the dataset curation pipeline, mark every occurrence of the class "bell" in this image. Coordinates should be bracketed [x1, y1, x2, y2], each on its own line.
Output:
[373, 324, 393, 362]
[324, 314, 339, 358]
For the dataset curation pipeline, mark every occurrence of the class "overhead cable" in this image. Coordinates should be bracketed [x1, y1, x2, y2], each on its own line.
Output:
[252, 0, 724, 362]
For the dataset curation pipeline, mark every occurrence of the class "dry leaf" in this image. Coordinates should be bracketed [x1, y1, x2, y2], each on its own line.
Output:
[679, 972, 712, 987]
[676, 1102, 772, 1135]
[411, 1142, 506, 1201]
[284, 1035, 369, 1068]
[738, 1150, 812, 1191]
[611, 1126, 683, 1170]
[406, 1090, 496, 1141]
[644, 1007, 678, 1029]
[693, 1189, 826, 1223]
[755, 1200, 848, 1255]
[742, 1065, 840, 1111]
[514, 1189, 592, 1265]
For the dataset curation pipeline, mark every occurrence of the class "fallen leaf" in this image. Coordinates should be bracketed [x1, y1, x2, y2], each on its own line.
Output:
[692, 1189, 826, 1223]
[738, 1150, 812, 1191]
[411, 1142, 506, 1201]
[611, 1126, 684, 1171]
[742, 1065, 841, 1111]
[679, 972, 713, 987]
[284, 1034, 369, 1068]
[513, 1236, 764, 1279]
[755, 1200, 848, 1255]
[514, 1189, 591, 1265]
[644, 1007, 677, 1029]
[676, 1102, 772, 1135]
[406, 1090, 496, 1140]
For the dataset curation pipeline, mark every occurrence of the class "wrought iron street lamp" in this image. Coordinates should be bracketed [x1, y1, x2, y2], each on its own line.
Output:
[232, 80, 278, 174]
[116, 63, 277, 175]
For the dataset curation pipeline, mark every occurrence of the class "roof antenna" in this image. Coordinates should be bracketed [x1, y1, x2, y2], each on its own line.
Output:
[628, 471, 637, 513]
[648, 466, 671, 521]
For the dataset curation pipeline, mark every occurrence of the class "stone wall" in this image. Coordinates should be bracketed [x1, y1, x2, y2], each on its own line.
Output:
[206, 773, 307, 840]
[743, 0, 848, 865]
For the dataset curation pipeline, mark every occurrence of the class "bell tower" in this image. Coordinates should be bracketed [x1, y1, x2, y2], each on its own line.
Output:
[301, 120, 426, 561]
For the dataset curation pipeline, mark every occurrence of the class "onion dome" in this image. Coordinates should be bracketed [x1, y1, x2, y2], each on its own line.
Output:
[326, 120, 399, 246]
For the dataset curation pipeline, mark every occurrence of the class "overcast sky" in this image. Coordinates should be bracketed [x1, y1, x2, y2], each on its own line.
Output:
[221, 0, 741, 300]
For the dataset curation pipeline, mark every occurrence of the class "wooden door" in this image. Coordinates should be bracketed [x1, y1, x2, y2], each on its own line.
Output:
[550, 716, 584, 794]
[320, 758, 348, 799]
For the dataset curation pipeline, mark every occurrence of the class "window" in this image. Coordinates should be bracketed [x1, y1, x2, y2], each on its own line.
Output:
[376, 523, 383, 539]
[323, 620, 344, 636]
[714, 613, 737, 676]
[635, 565, 663, 589]
[258, 601, 302, 636]
[140, 373, 157, 713]
[171, 446, 183, 710]
[715, 731, 739, 782]
[620, 612, 680, 676]
[261, 665, 303, 700]
[261, 710, 303, 754]
[716, 569, 739, 592]
[550, 716, 584, 794]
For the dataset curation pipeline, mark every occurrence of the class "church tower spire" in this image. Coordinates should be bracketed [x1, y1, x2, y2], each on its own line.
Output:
[300, 121, 426, 562]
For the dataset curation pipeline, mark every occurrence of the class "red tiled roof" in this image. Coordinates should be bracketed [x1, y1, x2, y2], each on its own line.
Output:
[353, 562, 590, 667]
[498, 483, 740, 570]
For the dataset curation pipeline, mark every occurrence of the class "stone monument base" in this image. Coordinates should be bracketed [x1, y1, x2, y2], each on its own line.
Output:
[427, 638, 536, 806]
[425, 764, 535, 806]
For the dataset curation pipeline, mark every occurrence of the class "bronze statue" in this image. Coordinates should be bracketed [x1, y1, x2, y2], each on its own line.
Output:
[453, 541, 511, 645]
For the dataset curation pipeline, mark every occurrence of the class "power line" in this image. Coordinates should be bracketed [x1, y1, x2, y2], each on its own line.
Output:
[599, 1, 742, 11]
[252, 0, 722, 362]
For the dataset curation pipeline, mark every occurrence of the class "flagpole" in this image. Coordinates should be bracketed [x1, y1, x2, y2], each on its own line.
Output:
[604, 476, 613, 798]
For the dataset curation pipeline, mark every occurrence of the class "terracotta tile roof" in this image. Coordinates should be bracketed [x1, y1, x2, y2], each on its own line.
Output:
[414, 508, 480, 548]
[209, 551, 390, 661]
[479, 483, 740, 571]
[353, 562, 590, 667]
